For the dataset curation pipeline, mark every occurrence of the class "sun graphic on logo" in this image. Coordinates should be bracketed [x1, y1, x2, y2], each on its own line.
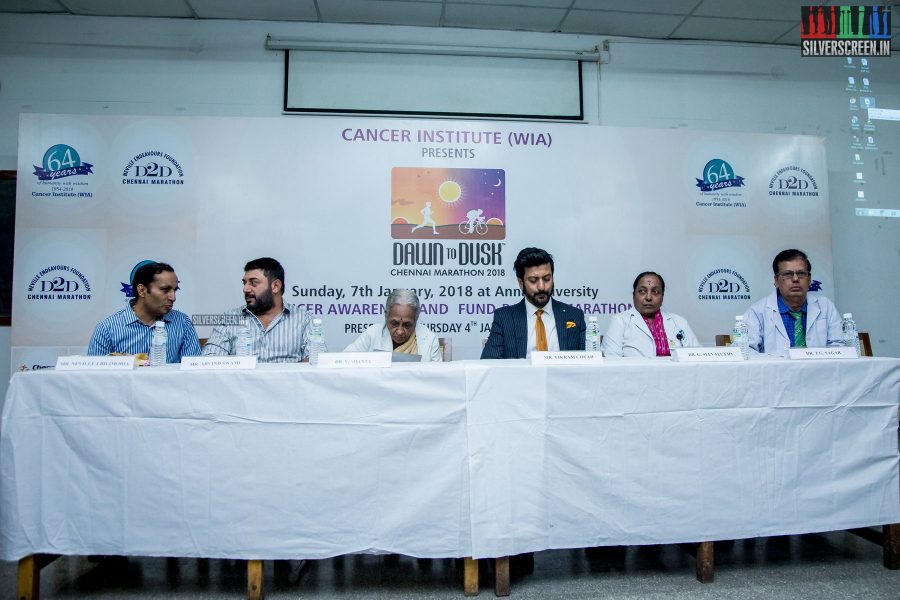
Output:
[437, 180, 462, 203]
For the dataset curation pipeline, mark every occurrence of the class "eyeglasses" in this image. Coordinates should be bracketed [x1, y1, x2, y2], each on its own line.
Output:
[778, 270, 810, 280]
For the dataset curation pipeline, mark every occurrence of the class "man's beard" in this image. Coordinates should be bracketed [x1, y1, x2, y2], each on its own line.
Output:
[246, 286, 275, 315]
[525, 284, 553, 308]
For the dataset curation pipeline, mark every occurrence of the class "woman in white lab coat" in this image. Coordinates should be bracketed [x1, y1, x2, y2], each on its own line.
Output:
[600, 271, 699, 357]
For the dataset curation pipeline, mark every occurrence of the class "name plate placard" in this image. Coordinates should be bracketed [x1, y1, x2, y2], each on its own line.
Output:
[317, 352, 392, 369]
[671, 347, 744, 362]
[56, 355, 136, 370]
[788, 347, 858, 360]
[530, 351, 604, 366]
[180, 356, 258, 370]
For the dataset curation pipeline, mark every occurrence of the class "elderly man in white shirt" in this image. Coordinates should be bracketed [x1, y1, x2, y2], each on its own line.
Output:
[344, 288, 442, 361]
[601, 271, 699, 357]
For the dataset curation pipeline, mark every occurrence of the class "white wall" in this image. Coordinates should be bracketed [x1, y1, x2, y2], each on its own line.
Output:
[597, 40, 900, 358]
[1, 14, 898, 397]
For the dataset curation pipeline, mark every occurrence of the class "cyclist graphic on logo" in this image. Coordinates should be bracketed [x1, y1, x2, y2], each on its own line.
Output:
[460, 208, 488, 235]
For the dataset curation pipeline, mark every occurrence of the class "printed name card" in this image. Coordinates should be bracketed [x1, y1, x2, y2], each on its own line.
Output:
[671, 347, 744, 362]
[316, 352, 392, 369]
[788, 347, 858, 360]
[56, 355, 136, 370]
[530, 351, 604, 366]
[180, 356, 258, 370]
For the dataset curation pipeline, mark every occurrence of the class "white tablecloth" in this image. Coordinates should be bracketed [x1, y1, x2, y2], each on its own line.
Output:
[2, 357, 898, 561]
[466, 357, 900, 557]
[1, 363, 472, 560]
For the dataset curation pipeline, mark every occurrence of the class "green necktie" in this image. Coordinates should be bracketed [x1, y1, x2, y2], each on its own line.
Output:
[789, 310, 806, 348]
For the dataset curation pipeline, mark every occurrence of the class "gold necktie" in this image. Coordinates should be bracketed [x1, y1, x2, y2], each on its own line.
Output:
[535, 308, 548, 351]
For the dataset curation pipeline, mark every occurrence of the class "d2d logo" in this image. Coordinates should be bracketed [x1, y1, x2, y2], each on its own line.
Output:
[122, 151, 185, 185]
[391, 167, 506, 240]
[26, 265, 92, 301]
[33, 144, 94, 181]
[697, 268, 751, 301]
[768, 166, 820, 197]
[696, 159, 745, 192]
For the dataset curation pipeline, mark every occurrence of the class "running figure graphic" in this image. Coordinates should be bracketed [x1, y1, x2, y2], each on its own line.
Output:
[411, 201, 438, 235]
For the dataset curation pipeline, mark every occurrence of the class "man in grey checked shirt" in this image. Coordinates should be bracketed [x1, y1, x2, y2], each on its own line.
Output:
[202, 257, 321, 362]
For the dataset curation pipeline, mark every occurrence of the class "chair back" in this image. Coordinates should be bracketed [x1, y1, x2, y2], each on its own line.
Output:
[858, 332, 873, 357]
[715, 334, 731, 347]
[438, 337, 452, 361]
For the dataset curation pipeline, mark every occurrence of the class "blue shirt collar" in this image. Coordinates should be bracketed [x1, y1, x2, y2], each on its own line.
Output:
[777, 293, 807, 315]
[126, 303, 174, 325]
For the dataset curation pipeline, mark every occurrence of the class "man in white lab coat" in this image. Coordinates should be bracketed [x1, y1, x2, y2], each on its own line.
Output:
[743, 248, 843, 355]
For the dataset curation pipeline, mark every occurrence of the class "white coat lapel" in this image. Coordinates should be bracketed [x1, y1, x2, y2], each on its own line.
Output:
[769, 294, 790, 343]
[633, 309, 653, 341]
[662, 312, 677, 343]
[806, 296, 821, 335]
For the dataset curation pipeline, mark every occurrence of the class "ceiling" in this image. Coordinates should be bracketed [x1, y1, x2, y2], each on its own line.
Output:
[0, 0, 898, 46]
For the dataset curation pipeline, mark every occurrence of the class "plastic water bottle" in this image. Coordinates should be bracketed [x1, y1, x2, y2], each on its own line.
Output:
[732, 315, 749, 360]
[842, 312, 860, 356]
[235, 321, 253, 356]
[150, 321, 168, 367]
[585, 316, 601, 352]
[308, 318, 326, 366]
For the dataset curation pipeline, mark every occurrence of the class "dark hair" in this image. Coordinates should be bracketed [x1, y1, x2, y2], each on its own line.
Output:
[772, 249, 811, 276]
[131, 262, 174, 300]
[244, 257, 285, 288]
[632, 271, 665, 294]
[514, 247, 554, 280]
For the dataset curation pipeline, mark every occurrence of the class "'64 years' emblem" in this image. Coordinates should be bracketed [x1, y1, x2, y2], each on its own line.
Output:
[33, 144, 94, 181]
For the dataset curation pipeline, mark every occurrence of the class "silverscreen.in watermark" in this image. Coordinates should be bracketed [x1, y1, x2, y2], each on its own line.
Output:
[192, 314, 245, 326]
[802, 39, 891, 57]
[800, 6, 891, 57]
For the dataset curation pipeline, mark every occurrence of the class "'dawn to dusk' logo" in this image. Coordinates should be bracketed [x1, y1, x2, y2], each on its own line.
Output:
[391, 167, 506, 240]
[33, 144, 94, 181]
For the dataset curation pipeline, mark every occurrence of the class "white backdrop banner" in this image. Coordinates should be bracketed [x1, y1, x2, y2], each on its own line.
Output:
[13, 114, 831, 365]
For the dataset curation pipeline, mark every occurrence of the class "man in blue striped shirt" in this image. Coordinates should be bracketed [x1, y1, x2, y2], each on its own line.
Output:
[87, 262, 201, 362]
[202, 257, 319, 362]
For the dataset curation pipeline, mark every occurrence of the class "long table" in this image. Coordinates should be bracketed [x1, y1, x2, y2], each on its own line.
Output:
[3, 357, 899, 597]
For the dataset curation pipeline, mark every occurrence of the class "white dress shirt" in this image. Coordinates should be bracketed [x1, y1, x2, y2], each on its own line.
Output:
[525, 299, 559, 356]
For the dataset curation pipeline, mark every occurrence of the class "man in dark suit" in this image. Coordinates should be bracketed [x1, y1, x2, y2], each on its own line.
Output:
[481, 247, 586, 359]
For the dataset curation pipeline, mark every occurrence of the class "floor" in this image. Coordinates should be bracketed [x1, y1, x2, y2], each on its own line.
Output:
[3, 531, 899, 599]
